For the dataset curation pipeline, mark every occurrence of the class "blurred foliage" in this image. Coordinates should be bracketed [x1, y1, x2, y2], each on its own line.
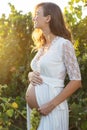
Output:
[64, 0, 84, 27]
[0, 1, 87, 130]
[64, 0, 87, 130]
[0, 3, 34, 84]
[0, 3, 34, 130]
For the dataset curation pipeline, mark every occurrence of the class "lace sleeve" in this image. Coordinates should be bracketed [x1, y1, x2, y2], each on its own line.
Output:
[63, 40, 81, 80]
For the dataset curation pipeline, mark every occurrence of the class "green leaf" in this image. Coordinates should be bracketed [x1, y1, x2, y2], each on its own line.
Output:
[6, 109, 14, 117]
[81, 121, 87, 130]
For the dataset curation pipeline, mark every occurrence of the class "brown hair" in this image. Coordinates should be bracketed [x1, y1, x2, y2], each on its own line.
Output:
[32, 2, 72, 49]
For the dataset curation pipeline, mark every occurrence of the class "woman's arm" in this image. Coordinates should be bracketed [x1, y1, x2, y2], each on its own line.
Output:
[38, 40, 82, 115]
[38, 80, 81, 115]
[51, 80, 82, 107]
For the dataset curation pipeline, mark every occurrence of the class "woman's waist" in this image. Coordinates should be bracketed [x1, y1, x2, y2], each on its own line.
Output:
[40, 75, 64, 88]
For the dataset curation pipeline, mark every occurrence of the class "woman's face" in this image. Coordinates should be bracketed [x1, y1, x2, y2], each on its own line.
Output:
[33, 6, 48, 29]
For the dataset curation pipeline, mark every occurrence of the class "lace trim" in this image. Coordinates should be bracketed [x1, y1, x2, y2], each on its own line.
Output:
[63, 40, 81, 80]
[35, 36, 59, 60]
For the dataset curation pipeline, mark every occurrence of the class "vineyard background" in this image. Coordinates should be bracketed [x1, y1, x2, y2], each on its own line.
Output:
[0, 0, 87, 130]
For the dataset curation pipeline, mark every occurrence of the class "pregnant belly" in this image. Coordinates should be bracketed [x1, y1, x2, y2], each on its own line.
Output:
[26, 84, 39, 109]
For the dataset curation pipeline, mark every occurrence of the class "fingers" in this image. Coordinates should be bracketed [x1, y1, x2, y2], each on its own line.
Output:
[33, 71, 40, 76]
[38, 108, 47, 116]
[37, 102, 54, 116]
[32, 76, 43, 84]
[30, 81, 37, 86]
[28, 71, 43, 85]
[32, 71, 43, 84]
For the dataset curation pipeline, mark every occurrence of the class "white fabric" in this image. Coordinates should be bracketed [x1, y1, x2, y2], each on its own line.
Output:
[27, 36, 81, 130]
[27, 104, 31, 129]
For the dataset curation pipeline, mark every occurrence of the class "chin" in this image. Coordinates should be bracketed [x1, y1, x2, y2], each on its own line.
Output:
[34, 24, 40, 29]
[34, 26, 38, 29]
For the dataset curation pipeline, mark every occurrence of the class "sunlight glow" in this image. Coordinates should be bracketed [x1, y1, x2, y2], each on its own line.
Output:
[0, 0, 69, 17]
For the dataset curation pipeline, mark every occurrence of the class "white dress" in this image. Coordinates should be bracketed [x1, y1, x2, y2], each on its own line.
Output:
[27, 36, 81, 130]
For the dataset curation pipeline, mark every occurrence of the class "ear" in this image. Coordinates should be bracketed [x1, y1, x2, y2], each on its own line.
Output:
[45, 15, 51, 23]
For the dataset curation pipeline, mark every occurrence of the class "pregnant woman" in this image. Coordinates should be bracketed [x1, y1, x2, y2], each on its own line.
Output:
[26, 2, 82, 130]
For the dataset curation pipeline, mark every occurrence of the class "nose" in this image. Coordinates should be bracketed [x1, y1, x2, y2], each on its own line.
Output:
[32, 15, 38, 22]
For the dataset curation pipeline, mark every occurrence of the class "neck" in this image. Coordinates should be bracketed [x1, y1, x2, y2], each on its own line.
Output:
[42, 29, 56, 44]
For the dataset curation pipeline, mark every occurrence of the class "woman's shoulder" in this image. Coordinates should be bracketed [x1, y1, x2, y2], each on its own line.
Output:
[56, 36, 73, 48]
[58, 36, 72, 44]
[53, 36, 74, 54]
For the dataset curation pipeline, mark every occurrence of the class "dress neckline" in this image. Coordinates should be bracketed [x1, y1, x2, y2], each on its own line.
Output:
[38, 36, 60, 60]
[42, 36, 59, 54]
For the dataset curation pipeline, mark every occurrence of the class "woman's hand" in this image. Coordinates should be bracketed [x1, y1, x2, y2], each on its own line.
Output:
[28, 71, 43, 86]
[38, 101, 55, 116]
